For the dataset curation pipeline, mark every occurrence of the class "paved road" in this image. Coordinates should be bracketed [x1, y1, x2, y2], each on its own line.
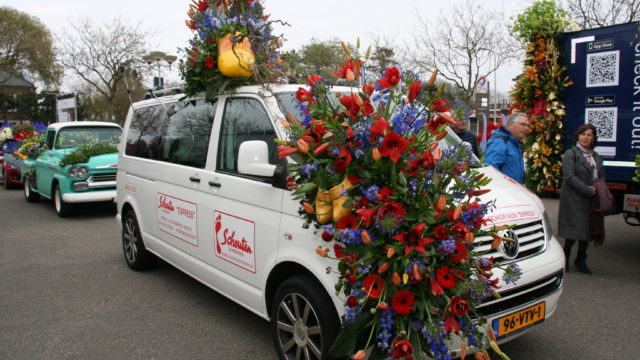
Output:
[1, 187, 639, 359]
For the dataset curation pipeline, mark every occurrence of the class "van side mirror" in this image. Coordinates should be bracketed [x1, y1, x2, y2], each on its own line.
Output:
[237, 140, 277, 177]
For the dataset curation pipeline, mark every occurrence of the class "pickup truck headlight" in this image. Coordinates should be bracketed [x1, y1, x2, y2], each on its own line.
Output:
[69, 165, 89, 179]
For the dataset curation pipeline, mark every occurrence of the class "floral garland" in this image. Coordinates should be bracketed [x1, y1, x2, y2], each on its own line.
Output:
[278, 46, 521, 360]
[179, 0, 284, 101]
[509, 0, 574, 193]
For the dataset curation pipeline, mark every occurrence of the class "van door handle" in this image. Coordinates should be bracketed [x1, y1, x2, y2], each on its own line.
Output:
[208, 180, 221, 188]
[189, 176, 201, 183]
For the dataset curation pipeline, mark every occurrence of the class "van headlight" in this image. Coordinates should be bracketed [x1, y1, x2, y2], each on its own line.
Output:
[543, 210, 553, 243]
[69, 165, 89, 179]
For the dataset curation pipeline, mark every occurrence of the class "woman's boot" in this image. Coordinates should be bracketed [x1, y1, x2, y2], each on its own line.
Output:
[563, 239, 575, 272]
[573, 241, 592, 274]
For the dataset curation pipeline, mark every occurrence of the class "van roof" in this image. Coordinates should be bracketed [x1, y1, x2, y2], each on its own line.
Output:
[47, 121, 122, 131]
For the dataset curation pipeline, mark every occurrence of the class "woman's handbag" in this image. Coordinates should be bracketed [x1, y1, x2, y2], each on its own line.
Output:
[592, 180, 614, 213]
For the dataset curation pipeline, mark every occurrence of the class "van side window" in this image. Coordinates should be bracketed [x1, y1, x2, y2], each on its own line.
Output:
[125, 100, 216, 168]
[217, 97, 278, 175]
[45, 130, 56, 149]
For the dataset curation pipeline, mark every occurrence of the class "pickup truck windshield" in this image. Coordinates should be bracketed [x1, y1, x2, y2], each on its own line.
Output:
[55, 127, 122, 149]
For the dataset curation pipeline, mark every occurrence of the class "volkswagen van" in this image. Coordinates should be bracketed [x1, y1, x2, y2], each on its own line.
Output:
[116, 85, 564, 359]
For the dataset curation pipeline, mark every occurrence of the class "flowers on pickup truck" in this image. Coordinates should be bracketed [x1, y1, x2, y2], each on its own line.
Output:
[278, 45, 521, 359]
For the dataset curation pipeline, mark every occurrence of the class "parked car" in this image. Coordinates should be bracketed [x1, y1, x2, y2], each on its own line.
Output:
[1, 141, 23, 189]
[116, 85, 564, 359]
[22, 121, 122, 217]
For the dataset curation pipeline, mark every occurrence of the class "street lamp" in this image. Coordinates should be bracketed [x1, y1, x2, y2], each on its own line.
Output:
[142, 51, 178, 90]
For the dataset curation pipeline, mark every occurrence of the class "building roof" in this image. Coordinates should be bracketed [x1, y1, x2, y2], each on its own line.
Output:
[0, 70, 35, 89]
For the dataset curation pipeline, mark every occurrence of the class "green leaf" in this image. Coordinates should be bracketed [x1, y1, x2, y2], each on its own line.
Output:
[328, 312, 375, 357]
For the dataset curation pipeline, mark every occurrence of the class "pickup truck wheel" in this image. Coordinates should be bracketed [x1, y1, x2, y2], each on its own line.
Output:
[53, 184, 72, 217]
[271, 275, 340, 360]
[122, 210, 156, 270]
[23, 177, 40, 202]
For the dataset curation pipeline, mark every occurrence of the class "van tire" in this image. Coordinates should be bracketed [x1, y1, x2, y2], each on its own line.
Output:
[270, 275, 340, 360]
[53, 184, 72, 217]
[2, 168, 12, 189]
[24, 177, 40, 202]
[122, 210, 156, 270]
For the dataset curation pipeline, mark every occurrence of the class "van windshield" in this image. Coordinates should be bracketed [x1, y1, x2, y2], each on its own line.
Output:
[275, 91, 479, 166]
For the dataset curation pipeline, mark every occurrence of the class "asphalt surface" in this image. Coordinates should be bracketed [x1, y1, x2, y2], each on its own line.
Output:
[1, 186, 639, 360]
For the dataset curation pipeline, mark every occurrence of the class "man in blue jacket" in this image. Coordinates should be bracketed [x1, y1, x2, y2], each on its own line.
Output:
[484, 113, 530, 184]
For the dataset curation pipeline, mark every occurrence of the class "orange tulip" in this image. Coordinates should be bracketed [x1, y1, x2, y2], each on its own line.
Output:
[313, 142, 329, 155]
[391, 272, 402, 285]
[302, 202, 314, 214]
[372, 148, 381, 161]
[435, 195, 447, 212]
[315, 248, 328, 257]
[361, 230, 371, 244]
[377, 262, 390, 274]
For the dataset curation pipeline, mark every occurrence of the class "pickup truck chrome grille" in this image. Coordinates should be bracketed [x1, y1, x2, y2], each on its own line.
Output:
[474, 220, 546, 263]
[89, 173, 117, 182]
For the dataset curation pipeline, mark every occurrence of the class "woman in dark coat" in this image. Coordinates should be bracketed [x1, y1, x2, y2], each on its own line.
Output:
[558, 124, 605, 274]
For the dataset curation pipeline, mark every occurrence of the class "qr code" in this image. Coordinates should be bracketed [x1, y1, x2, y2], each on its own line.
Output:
[585, 107, 617, 141]
[586, 50, 619, 87]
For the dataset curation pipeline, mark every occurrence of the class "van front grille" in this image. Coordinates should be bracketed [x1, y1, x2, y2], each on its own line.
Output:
[474, 220, 546, 263]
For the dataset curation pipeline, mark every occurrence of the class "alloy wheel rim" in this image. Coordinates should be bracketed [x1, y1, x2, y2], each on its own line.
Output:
[123, 218, 138, 263]
[276, 292, 322, 360]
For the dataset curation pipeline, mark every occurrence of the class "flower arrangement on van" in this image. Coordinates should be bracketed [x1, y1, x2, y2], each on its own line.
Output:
[180, 0, 284, 100]
[277, 47, 521, 360]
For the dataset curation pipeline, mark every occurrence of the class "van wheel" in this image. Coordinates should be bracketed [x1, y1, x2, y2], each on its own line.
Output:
[271, 275, 340, 360]
[53, 184, 72, 217]
[122, 210, 156, 270]
[24, 177, 40, 202]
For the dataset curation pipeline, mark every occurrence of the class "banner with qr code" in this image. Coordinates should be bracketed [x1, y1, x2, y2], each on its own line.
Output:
[585, 107, 617, 142]
[561, 22, 639, 184]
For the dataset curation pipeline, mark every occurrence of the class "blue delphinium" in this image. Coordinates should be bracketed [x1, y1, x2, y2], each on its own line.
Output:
[503, 263, 523, 285]
[362, 185, 380, 203]
[438, 239, 457, 254]
[376, 310, 394, 351]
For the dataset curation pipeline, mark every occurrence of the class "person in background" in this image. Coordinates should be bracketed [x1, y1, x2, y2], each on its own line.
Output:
[484, 112, 530, 184]
[558, 124, 605, 274]
[449, 112, 480, 158]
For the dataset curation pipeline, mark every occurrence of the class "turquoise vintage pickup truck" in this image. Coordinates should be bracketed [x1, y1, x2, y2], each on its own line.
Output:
[22, 121, 122, 217]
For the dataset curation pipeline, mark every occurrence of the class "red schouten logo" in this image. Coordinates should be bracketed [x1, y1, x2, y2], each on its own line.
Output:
[215, 214, 253, 255]
[158, 195, 175, 212]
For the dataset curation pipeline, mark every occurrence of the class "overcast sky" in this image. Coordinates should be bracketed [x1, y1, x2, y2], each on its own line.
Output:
[4, 0, 532, 93]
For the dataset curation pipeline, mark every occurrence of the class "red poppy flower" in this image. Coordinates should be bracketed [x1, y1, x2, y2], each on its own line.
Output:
[390, 338, 414, 360]
[450, 241, 468, 264]
[333, 243, 345, 258]
[407, 81, 422, 103]
[391, 290, 415, 315]
[336, 214, 358, 229]
[407, 150, 435, 174]
[363, 274, 384, 299]
[433, 225, 450, 240]
[444, 314, 460, 334]
[392, 222, 434, 256]
[430, 99, 448, 112]
[307, 74, 322, 87]
[346, 295, 357, 308]
[334, 159, 347, 173]
[321, 231, 333, 242]
[378, 201, 406, 219]
[379, 131, 408, 163]
[296, 87, 315, 104]
[379, 67, 401, 88]
[449, 295, 470, 316]
[436, 265, 459, 289]
[369, 118, 389, 140]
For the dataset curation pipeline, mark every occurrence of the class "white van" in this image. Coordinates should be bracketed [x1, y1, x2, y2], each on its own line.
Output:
[116, 85, 564, 359]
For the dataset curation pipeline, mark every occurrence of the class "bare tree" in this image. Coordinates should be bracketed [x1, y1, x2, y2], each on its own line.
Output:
[561, 0, 640, 28]
[57, 17, 149, 123]
[405, 0, 518, 104]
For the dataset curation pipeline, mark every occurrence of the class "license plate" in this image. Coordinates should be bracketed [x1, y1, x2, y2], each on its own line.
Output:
[623, 194, 640, 213]
[493, 302, 545, 338]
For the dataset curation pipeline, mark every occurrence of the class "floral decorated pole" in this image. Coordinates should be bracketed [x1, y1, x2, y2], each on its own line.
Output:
[179, 0, 285, 101]
[509, 0, 574, 193]
[278, 44, 521, 360]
